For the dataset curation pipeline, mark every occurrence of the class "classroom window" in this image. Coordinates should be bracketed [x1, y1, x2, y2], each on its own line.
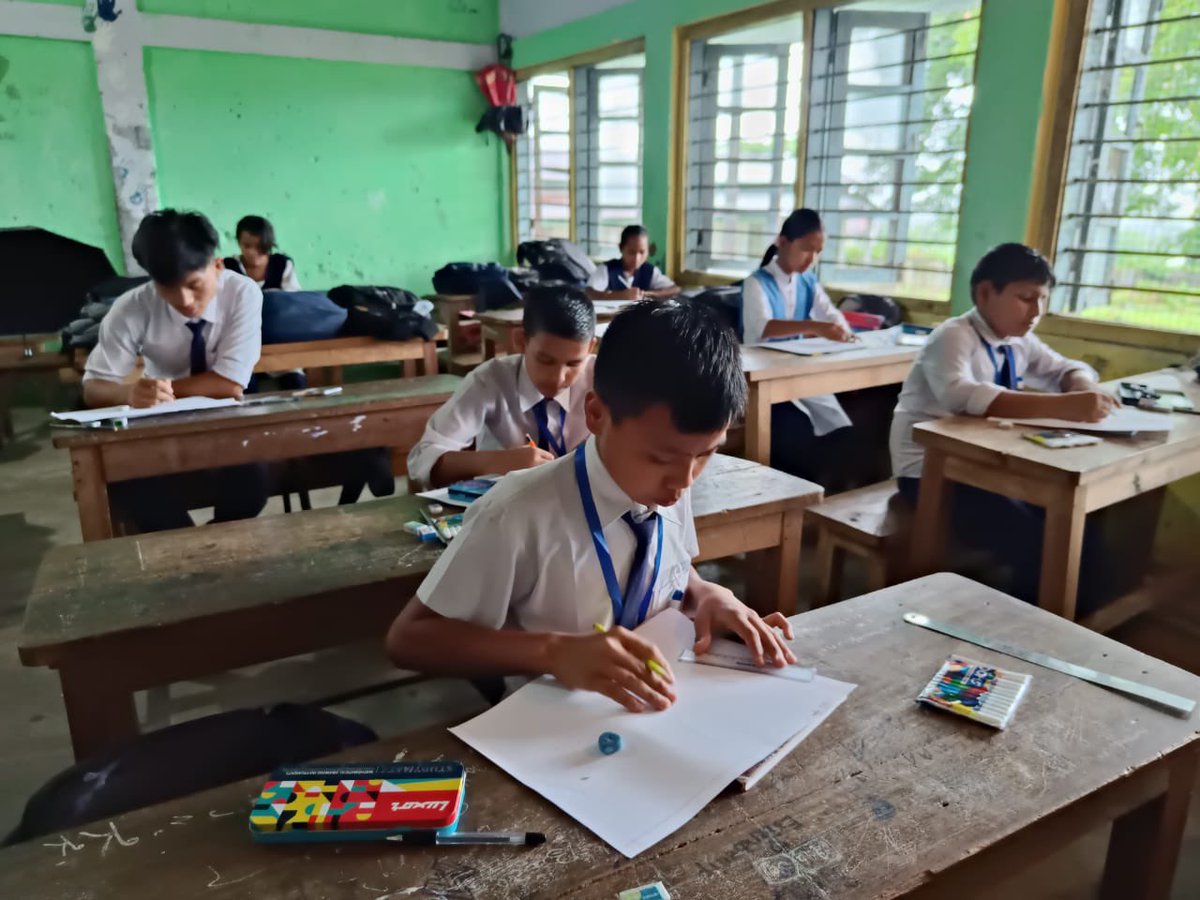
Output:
[574, 55, 645, 258]
[805, 1, 981, 301]
[1052, 0, 1200, 334]
[515, 72, 572, 242]
[684, 15, 806, 276]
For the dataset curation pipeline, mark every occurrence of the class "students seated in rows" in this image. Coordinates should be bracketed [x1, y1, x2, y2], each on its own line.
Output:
[83, 209, 268, 531]
[407, 285, 596, 488]
[742, 208, 858, 489]
[586, 225, 680, 301]
[388, 300, 794, 711]
[223, 215, 300, 292]
[890, 243, 1116, 605]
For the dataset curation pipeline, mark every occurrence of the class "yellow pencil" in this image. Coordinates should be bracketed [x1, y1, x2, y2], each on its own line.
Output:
[594, 623, 669, 678]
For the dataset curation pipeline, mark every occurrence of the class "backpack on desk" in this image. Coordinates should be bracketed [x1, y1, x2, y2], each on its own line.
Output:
[327, 285, 439, 342]
[261, 290, 348, 343]
[516, 239, 595, 286]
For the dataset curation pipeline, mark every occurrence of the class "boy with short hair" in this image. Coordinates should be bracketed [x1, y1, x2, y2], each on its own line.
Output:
[388, 301, 795, 711]
[83, 209, 266, 531]
[890, 242, 1117, 603]
[407, 284, 597, 488]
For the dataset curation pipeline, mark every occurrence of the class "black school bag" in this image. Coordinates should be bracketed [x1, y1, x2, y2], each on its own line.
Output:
[327, 285, 439, 341]
[516, 239, 595, 286]
[431, 262, 509, 296]
[687, 284, 745, 340]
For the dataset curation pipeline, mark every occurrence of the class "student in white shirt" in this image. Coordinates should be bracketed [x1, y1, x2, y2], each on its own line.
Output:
[387, 301, 796, 712]
[586, 225, 680, 301]
[890, 243, 1118, 605]
[83, 209, 267, 531]
[408, 285, 596, 488]
[741, 208, 858, 489]
[223, 215, 301, 292]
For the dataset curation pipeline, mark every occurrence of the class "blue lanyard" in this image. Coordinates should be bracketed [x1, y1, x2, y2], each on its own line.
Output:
[533, 401, 567, 457]
[573, 444, 663, 628]
[977, 333, 1019, 390]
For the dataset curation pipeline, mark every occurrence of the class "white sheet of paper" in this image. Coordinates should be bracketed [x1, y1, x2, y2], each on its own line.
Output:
[50, 396, 239, 424]
[995, 406, 1175, 434]
[753, 337, 866, 356]
[449, 609, 854, 857]
[680, 637, 815, 681]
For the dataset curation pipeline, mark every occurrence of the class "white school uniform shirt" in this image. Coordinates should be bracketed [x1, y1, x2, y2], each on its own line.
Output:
[417, 435, 698, 633]
[586, 264, 675, 292]
[741, 259, 852, 436]
[889, 307, 1097, 479]
[406, 353, 595, 486]
[255, 259, 301, 292]
[83, 270, 263, 388]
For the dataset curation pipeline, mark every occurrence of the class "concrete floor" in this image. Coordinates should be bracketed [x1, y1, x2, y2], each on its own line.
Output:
[0, 406, 1197, 896]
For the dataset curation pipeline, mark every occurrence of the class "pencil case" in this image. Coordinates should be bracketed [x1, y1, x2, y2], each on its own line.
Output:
[249, 762, 466, 843]
[448, 478, 497, 502]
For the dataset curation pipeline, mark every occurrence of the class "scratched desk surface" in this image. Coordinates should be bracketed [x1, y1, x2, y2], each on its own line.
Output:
[5, 573, 1198, 899]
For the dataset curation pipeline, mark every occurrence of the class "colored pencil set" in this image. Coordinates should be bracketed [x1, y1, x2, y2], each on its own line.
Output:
[916, 656, 1031, 730]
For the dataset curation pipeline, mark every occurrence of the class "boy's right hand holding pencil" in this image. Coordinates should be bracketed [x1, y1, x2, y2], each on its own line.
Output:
[545, 627, 676, 712]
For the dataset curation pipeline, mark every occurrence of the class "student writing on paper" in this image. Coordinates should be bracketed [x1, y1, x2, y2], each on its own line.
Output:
[586, 225, 680, 301]
[407, 285, 596, 488]
[81, 209, 268, 531]
[890, 243, 1138, 609]
[387, 301, 796, 711]
[741, 208, 858, 489]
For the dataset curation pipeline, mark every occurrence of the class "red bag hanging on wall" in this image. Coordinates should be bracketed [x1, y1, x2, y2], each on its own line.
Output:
[475, 64, 516, 107]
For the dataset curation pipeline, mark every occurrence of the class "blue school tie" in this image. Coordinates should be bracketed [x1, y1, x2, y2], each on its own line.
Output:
[619, 511, 660, 630]
[185, 320, 207, 375]
[996, 345, 1018, 390]
[532, 397, 566, 456]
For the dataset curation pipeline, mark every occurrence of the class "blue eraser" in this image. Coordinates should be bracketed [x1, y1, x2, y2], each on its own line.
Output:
[598, 732, 623, 755]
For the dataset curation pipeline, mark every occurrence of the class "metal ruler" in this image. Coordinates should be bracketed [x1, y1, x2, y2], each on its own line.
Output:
[903, 612, 1196, 717]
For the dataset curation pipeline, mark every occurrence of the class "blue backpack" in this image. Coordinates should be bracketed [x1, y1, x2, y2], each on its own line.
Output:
[261, 290, 348, 344]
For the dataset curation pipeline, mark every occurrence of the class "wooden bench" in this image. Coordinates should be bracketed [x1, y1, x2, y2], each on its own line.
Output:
[21, 454, 820, 760]
[255, 333, 444, 382]
[810, 479, 907, 606]
[7, 575, 1199, 899]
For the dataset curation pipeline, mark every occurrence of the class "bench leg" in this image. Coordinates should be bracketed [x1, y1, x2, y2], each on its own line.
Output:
[422, 339, 439, 375]
[814, 530, 843, 608]
[863, 553, 889, 594]
[402, 359, 418, 379]
[1100, 748, 1198, 900]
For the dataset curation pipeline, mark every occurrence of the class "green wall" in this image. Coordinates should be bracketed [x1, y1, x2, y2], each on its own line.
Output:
[145, 47, 504, 291]
[137, 0, 499, 44]
[512, 0, 1056, 312]
[0, 35, 123, 267]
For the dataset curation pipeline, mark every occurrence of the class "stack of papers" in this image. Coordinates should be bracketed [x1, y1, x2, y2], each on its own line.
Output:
[450, 610, 855, 857]
[50, 396, 239, 424]
[754, 337, 867, 356]
[996, 406, 1175, 434]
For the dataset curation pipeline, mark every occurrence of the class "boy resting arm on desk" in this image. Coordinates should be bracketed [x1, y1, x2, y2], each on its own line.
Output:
[407, 285, 597, 488]
[387, 300, 796, 712]
[82, 210, 262, 409]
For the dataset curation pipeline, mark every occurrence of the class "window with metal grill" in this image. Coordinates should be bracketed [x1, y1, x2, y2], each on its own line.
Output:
[1052, 0, 1200, 334]
[805, 1, 981, 301]
[515, 73, 571, 242]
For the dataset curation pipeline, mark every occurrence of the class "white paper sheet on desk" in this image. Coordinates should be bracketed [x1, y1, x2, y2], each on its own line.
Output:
[995, 406, 1175, 434]
[449, 609, 855, 857]
[50, 396, 239, 424]
[752, 337, 867, 356]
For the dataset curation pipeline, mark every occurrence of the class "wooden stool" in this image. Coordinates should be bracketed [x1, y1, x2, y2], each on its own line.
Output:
[810, 479, 908, 606]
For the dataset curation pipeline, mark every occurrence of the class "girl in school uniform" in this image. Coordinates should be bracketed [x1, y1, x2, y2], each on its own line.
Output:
[586, 225, 680, 300]
[223, 215, 301, 292]
[741, 208, 858, 489]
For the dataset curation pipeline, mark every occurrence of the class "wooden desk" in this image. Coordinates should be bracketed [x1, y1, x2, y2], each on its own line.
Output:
[0, 338, 68, 443]
[21, 454, 819, 760]
[477, 300, 629, 360]
[8, 574, 1198, 899]
[52, 376, 461, 542]
[256, 333, 443, 381]
[911, 368, 1200, 622]
[741, 343, 918, 464]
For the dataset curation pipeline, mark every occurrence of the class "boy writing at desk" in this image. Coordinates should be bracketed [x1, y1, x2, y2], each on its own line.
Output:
[82, 209, 266, 531]
[890, 242, 1117, 605]
[388, 301, 795, 711]
[408, 285, 596, 488]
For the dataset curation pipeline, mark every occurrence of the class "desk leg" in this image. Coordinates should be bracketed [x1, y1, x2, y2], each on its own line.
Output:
[910, 448, 951, 578]
[745, 385, 771, 465]
[402, 359, 418, 378]
[1100, 749, 1198, 900]
[422, 339, 438, 375]
[1038, 488, 1087, 620]
[482, 333, 496, 361]
[71, 447, 114, 541]
[748, 509, 804, 616]
[60, 666, 139, 761]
